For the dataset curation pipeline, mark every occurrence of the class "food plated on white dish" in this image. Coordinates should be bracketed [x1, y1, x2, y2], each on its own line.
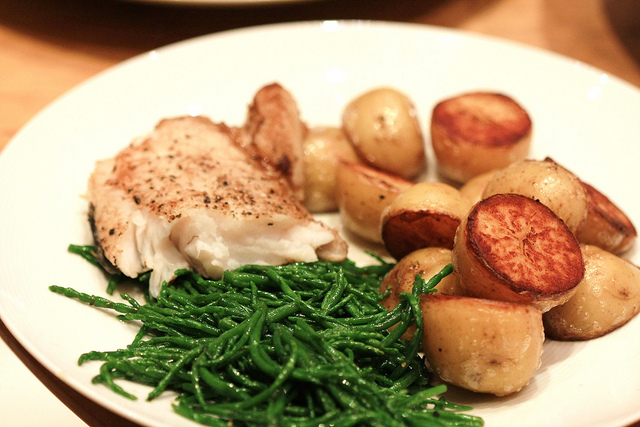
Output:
[0, 20, 639, 427]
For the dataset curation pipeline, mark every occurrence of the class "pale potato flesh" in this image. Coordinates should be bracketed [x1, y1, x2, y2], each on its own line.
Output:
[302, 126, 361, 213]
[342, 87, 426, 179]
[379, 247, 465, 340]
[459, 170, 497, 207]
[335, 162, 412, 243]
[482, 159, 588, 235]
[543, 244, 640, 340]
[421, 294, 544, 396]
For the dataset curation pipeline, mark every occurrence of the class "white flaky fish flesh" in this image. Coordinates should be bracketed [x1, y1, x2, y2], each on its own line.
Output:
[88, 115, 347, 297]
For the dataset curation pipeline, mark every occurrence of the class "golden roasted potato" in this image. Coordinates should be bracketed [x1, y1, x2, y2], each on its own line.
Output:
[335, 162, 413, 243]
[459, 170, 496, 207]
[431, 92, 532, 183]
[482, 158, 588, 234]
[381, 182, 471, 260]
[379, 247, 466, 340]
[544, 244, 640, 340]
[342, 87, 426, 179]
[380, 247, 465, 311]
[576, 181, 637, 254]
[453, 193, 584, 312]
[421, 294, 544, 396]
[302, 126, 361, 213]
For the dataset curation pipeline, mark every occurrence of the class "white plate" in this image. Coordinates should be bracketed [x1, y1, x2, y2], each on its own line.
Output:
[1, 20, 639, 427]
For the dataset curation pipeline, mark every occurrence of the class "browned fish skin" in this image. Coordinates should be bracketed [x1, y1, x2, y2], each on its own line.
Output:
[109, 117, 307, 222]
[88, 115, 346, 296]
[88, 203, 119, 275]
[244, 83, 307, 199]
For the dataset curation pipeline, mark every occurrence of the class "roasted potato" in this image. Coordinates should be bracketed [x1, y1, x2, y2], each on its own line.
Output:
[342, 87, 426, 179]
[335, 162, 413, 243]
[543, 244, 640, 340]
[482, 158, 588, 234]
[379, 247, 466, 340]
[459, 170, 496, 207]
[453, 193, 584, 312]
[380, 247, 465, 311]
[421, 294, 544, 396]
[576, 181, 637, 254]
[302, 126, 361, 213]
[431, 92, 532, 183]
[381, 182, 471, 260]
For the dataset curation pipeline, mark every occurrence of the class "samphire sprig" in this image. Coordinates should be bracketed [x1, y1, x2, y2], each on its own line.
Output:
[50, 245, 483, 427]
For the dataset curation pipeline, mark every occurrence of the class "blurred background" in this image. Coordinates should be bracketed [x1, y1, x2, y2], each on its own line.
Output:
[1, 0, 639, 149]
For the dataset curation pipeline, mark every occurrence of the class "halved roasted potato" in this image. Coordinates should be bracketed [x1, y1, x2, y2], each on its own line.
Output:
[342, 87, 426, 179]
[453, 193, 584, 312]
[431, 92, 532, 183]
[543, 244, 640, 340]
[421, 294, 544, 396]
[335, 162, 413, 243]
[482, 158, 588, 235]
[381, 182, 471, 260]
[302, 126, 361, 213]
[576, 181, 637, 254]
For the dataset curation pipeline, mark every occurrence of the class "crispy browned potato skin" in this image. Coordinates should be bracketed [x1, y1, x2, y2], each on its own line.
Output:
[421, 294, 544, 396]
[576, 182, 637, 254]
[482, 159, 588, 235]
[453, 193, 584, 312]
[302, 127, 361, 213]
[543, 244, 640, 340]
[335, 162, 413, 243]
[381, 182, 471, 260]
[342, 87, 426, 179]
[431, 92, 532, 183]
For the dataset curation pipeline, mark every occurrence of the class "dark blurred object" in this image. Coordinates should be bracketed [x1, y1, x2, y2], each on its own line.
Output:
[603, 0, 640, 65]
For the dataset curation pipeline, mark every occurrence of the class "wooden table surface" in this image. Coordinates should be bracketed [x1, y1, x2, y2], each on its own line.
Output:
[1, 0, 639, 426]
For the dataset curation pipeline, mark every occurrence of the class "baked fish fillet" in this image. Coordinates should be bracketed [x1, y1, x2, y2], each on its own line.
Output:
[88, 115, 347, 297]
